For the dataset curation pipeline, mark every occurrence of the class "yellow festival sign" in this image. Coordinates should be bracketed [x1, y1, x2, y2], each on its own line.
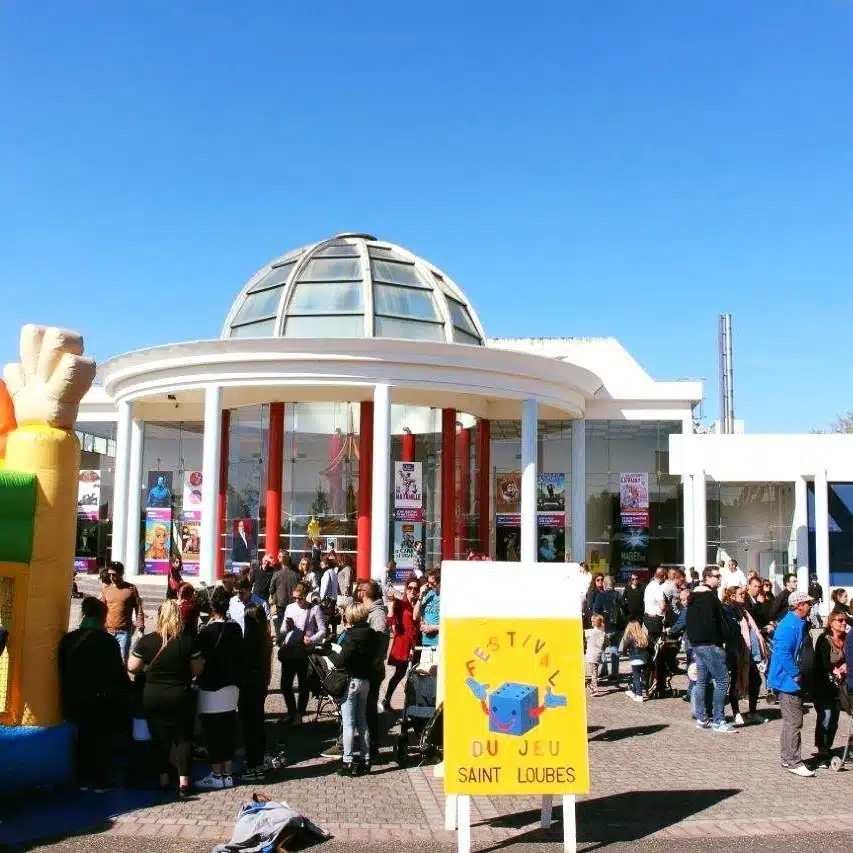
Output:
[442, 564, 590, 796]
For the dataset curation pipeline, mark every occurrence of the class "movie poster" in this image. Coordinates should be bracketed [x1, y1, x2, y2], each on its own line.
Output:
[495, 473, 521, 515]
[495, 515, 521, 562]
[178, 471, 203, 576]
[537, 516, 566, 563]
[619, 472, 649, 527]
[393, 520, 422, 579]
[394, 462, 424, 521]
[143, 471, 173, 574]
[537, 473, 565, 513]
[77, 470, 101, 521]
[230, 518, 256, 574]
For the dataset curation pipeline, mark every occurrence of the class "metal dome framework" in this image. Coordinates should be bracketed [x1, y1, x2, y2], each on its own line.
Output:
[221, 233, 485, 345]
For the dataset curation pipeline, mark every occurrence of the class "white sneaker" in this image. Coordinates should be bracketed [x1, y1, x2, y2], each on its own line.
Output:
[788, 764, 815, 778]
[633, 695, 645, 703]
[625, 690, 636, 699]
[195, 773, 224, 790]
[223, 775, 234, 788]
[734, 713, 745, 727]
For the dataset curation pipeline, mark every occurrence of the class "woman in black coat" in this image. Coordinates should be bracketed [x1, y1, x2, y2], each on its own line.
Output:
[813, 609, 847, 764]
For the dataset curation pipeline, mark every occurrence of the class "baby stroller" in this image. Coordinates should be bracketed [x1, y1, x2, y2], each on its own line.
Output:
[394, 648, 443, 767]
[645, 632, 681, 699]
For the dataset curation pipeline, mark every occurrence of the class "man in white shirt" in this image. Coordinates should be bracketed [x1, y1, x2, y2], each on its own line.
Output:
[719, 558, 748, 600]
[643, 566, 667, 646]
[228, 579, 271, 633]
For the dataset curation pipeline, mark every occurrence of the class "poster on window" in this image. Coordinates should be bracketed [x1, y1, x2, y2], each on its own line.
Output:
[537, 473, 565, 512]
[77, 470, 101, 521]
[146, 471, 174, 509]
[619, 472, 649, 527]
[394, 462, 423, 520]
[177, 520, 201, 576]
[495, 473, 521, 515]
[74, 518, 100, 572]
[182, 471, 204, 521]
[537, 519, 566, 563]
[393, 520, 422, 579]
[144, 508, 172, 574]
[495, 515, 521, 562]
[230, 518, 256, 574]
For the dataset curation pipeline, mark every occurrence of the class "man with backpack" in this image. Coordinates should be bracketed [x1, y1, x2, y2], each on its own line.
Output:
[767, 590, 816, 777]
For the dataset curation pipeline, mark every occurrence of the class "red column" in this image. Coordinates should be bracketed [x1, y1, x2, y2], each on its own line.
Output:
[441, 408, 457, 561]
[216, 410, 230, 580]
[402, 428, 415, 463]
[456, 424, 471, 558]
[476, 419, 491, 555]
[265, 402, 285, 558]
[357, 401, 374, 580]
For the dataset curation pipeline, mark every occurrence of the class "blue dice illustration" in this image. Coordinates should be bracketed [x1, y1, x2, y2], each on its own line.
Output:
[488, 682, 539, 736]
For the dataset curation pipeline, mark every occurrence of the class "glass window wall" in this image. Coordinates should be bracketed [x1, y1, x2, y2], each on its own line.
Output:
[74, 421, 117, 573]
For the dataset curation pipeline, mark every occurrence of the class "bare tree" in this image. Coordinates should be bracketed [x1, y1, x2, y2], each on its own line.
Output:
[813, 412, 853, 434]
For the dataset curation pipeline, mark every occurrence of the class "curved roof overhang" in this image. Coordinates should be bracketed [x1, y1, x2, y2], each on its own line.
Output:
[96, 338, 603, 422]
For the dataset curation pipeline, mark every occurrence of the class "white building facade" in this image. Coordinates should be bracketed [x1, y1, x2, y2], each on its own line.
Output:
[71, 233, 847, 613]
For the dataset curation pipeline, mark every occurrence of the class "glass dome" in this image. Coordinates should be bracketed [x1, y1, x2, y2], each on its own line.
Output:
[221, 233, 485, 345]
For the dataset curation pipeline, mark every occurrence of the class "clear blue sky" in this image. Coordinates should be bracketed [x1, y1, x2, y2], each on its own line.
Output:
[1, 1, 851, 433]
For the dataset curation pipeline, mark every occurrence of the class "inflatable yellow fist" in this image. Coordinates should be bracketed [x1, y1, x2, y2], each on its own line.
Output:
[1, 325, 95, 725]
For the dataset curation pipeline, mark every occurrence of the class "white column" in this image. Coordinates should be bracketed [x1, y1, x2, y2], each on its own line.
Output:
[793, 475, 809, 592]
[199, 385, 223, 586]
[814, 469, 830, 616]
[520, 399, 538, 563]
[110, 400, 133, 562]
[571, 419, 586, 563]
[371, 384, 392, 580]
[682, 474, 694, 569]
[692, 471, 707, 573]
[124, 418, 144, 577]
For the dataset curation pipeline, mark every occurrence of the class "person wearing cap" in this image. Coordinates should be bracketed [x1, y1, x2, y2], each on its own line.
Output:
[766, 590, 816, 777]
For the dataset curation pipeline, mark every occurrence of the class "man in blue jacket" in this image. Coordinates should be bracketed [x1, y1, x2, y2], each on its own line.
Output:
[767, 590, 815, 777]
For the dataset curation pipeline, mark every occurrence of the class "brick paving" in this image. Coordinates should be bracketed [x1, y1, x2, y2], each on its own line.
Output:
[50, 578, 853, 847]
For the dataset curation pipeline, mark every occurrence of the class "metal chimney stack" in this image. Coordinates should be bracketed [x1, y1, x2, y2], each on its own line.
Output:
[718, 313, 735, 434]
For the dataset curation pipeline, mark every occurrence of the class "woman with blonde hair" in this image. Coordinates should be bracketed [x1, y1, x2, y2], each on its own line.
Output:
[327, 602, 379, 776]
[619, 620, 649, 702]
[129, 599, 203, 797]
[145, 522, 169, 560]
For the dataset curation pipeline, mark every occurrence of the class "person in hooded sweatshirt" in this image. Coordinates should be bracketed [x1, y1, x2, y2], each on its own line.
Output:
[327, 602, 379, 776]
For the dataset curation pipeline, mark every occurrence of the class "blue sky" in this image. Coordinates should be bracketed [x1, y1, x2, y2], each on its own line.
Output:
[1, 1, 851, 433]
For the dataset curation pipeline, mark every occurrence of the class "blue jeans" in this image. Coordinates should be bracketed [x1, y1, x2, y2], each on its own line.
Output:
[600, 638, 621, 680]
[692, 645, 729, 725]
[631, 665, 644, 695]
[341, 677, 370, 764]
[814, 699, 840, 754]
[110, 630, 131, 664]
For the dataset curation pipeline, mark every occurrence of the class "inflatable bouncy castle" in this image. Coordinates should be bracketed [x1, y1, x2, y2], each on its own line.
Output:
[0, 325, 95, 792]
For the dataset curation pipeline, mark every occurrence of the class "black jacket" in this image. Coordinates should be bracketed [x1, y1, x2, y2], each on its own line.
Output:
[686, 586, 727, 647]
[251, 564, 276, 599]
[812, 632, 844, 702]
[58, 627, 130, 719]
[623, 585, 645, 622]
[770, 589, 792, 623]
[328, 621, 379, 680]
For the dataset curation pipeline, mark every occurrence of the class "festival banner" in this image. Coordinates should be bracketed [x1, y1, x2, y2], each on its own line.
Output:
[144, 471, 173, 574]
[619, 472, 649, 527]
[394, 462, 424, 521]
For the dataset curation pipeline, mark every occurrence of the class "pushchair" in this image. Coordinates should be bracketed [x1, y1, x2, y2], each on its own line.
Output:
[645, 632, 681, 699]
[394, 648, 443, 767]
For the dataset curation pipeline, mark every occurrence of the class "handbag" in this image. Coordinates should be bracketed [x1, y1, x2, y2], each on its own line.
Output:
[323, 668, 349, 701]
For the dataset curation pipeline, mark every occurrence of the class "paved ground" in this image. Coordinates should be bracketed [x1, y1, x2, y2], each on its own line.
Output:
[6, 576, 853, 851]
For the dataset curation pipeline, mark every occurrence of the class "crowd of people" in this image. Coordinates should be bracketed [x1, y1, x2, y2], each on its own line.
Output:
[582, 559, 850, 777]
[58, 543, 442, 794]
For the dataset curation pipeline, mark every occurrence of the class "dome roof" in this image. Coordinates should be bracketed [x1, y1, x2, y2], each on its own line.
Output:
[221, 234, 484, 345]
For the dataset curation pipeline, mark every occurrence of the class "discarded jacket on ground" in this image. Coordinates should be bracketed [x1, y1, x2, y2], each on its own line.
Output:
[213, 799, 330, 853]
